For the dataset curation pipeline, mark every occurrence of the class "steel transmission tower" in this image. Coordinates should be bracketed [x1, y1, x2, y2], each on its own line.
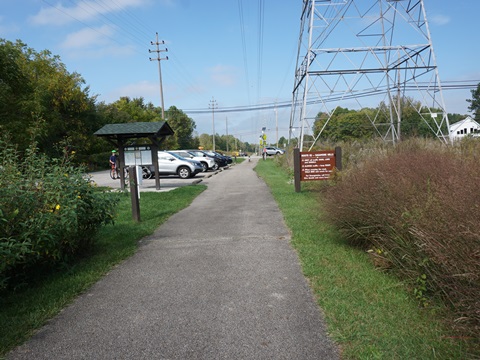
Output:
[289, 0, 450, 150]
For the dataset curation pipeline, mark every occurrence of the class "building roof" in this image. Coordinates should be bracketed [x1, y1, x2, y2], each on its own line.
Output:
[94, 121, 174, 139]
[449, 116, 480, 132]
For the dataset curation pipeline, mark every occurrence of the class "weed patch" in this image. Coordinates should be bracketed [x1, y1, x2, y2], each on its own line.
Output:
[317, 139, 480, 353]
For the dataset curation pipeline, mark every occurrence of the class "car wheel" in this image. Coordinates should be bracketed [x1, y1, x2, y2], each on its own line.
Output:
[201, 162, 208, 172]
[142, 166, 152, 179]
[178, 166, 191, 179]
[212, 162, 219, 171]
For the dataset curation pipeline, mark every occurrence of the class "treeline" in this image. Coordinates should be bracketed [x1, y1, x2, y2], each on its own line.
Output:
[0, 39, 252, 168]
[312, 102, 469, 143]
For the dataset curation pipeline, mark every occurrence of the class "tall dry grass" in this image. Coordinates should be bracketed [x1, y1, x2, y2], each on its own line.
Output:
[319, 138, 480, 342]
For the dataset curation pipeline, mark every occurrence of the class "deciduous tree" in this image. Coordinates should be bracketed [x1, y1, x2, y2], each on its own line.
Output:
[467, 82, 480, 121]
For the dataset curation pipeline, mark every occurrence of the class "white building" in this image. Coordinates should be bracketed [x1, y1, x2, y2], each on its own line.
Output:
[449, 116, 480, 141]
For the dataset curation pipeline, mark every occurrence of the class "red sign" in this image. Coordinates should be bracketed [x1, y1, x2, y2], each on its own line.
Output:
[300, 151, 336, 181]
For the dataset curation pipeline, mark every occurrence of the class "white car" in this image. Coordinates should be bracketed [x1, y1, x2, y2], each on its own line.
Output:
[144, 151, 203, 179]
[169, 150, 216, 172]
[264, 147, 285, 156]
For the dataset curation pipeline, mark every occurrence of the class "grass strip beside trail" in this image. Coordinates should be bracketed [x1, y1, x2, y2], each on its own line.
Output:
[0, 185, 206, 358]
[255, 159, 469, 359]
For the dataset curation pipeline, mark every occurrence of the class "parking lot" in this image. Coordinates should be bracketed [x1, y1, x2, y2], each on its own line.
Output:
[88, 166, 230, 192]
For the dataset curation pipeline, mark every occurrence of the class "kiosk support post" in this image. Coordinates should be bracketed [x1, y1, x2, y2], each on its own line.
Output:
[129, 166, 141, 222]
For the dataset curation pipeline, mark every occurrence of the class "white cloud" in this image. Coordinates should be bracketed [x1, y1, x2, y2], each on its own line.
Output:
[58, 25, 137, 59]
[60, 25, 113, 49]
[30, 0, 150, 26]
[429, 14, 450, 26]
[208, 65, 237, 87]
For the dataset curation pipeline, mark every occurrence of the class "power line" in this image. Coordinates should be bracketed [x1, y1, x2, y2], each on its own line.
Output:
[183, 80, 479, 114]
[237, 0, 251, 106]
[65, 0, 150, 45]
[256, 0, 265, 102]
[41, 0, 203, 103]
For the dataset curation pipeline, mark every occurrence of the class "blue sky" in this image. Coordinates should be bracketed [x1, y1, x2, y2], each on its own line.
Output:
[1, 0, 478, 143]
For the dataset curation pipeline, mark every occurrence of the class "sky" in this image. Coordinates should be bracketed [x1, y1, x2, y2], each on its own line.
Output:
[1, 0, 479, 144]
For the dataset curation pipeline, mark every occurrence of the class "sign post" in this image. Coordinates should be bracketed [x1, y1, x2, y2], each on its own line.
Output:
[260, 128, 267, 160]
[293, 148, 301, 192]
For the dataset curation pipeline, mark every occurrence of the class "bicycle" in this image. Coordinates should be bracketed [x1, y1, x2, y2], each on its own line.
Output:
[110, 164, 119, 179]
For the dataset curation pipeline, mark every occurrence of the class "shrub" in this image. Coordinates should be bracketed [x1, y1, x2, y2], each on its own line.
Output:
[321, 139, 480, 340]
[0, 136, 119, 291]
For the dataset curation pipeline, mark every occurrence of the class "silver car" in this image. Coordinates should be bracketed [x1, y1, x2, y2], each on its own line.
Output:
[145, 151, 203, 179]
[169, 150, 216, 172]
[264, 147, 285, 156]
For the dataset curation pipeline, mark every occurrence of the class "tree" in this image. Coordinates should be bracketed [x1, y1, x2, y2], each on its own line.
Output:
[0, 40, 37, 150]
[448, 113, 467, 124]
[313, 107, 374, 142]
[198, 133, 213, 150]
[110, 97, 160, 123]
[163, 106, 196, 149]
[278, 136, 287, 148]
[0, 39, 99, 158]
[0, 39, 204, 166]
[467, 82, 480, 121]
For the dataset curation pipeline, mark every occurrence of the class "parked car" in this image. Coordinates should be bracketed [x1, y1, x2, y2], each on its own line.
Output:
[144, 151, 203, 179]
[186, 150, 227, 170]
[213, 151, 233, 164]
[203, 150, 232, 166]
[264, 147, 285, 156]
[169, 150, 216, 172]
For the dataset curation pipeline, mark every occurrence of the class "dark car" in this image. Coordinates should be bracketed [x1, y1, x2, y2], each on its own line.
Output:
[203, 150, 231, 166]
[212, 151, 232, 164]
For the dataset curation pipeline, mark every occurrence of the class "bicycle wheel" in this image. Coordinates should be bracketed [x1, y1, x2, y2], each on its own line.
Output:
[123, 167, 130, 185]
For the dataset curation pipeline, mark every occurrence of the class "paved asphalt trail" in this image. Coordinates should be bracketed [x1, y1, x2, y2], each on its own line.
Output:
[8, 158, 339, 359]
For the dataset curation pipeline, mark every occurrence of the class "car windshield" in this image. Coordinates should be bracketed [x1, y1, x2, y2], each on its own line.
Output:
[189, 151, 204, 157]
[166, 151, 185, 160]
[175, 151, 191, 158]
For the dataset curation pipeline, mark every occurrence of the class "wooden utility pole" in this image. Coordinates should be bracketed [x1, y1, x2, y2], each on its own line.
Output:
[226, 117, 229, 153]
[149, 32, 168, 120]
[209, 97, 218, 151]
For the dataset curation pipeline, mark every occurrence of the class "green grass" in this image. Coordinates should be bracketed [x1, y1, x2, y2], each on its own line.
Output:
[233, 157, 245, 164]
[0, 185, 206, 358]
[255, 159, 471, 359]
